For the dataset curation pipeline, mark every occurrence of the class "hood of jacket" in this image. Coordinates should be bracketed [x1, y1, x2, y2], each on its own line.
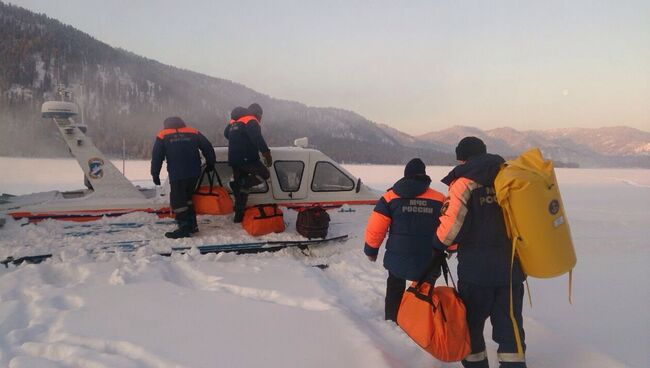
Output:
[231, 106, 250, 121]
[441, 153, 505, 187]
[392, 174, 432, 198]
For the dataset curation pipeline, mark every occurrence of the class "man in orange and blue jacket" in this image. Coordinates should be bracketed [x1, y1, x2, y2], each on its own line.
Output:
[224, 103, 272, 222]
[151, 116, 216, 239]
[364, 158, 445, 322]
[433, 137, 526, 368]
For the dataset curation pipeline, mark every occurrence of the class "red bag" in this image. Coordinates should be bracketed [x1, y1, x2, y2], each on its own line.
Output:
[242, 204, 285, 236]
[192, 168, 233, 215]
[397, 259, 470, 362]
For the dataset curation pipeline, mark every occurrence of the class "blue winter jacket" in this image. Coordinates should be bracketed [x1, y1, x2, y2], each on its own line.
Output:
[151, 122, 216, 182]
[364, 175, 446, 281]
[224, 107, 270, 167]
[435, 153, 525, 286]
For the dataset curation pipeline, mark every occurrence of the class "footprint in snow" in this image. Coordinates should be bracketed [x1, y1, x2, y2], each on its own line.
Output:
[166, 262, 335, 312]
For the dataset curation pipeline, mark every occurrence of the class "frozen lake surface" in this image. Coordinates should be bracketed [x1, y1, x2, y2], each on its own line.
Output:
[1, 157, 649, 367]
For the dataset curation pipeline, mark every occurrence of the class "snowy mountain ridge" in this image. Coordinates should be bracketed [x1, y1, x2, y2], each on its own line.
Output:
[378, 125, 650, 167]
[417, 125, 650, 156]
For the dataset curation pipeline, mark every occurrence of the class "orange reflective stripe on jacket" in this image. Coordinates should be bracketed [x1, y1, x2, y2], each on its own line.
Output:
[419, 188, 446, 203]
[382, 190, 400, 203]
[156, 127, 199, 139]
[365, 188, 445, 249]
[436, 177, 480, 246]
[229, 115, 259, 125]
[365, 211, 392, 248]
[364, 189, 398, 249]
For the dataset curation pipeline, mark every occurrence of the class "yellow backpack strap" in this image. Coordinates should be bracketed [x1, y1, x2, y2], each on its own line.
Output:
[505, 200, 525, 358]
[569, 270, 573, 305]
[525, 279, 532, 308]
[509, 237, 525, 358]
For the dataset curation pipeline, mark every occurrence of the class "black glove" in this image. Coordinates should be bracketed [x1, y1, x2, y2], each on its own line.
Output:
[152, 175, 161, 186]
[262, 151, 273, 167]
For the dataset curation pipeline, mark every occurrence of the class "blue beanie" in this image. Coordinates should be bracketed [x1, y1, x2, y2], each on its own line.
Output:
[404, 158, 426, 177]
[456, 136, 486, 161]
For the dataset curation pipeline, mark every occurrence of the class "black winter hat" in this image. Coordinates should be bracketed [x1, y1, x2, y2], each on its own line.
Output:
[163, 116, 186, 129]
[231, 106, 249, 120]
[404, 158, 426, 177]
[455, 136, 486, 161]
[248, 103, 263, 119]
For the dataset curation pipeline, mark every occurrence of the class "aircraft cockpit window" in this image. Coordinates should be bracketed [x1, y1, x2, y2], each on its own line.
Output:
[274, 161, 304, 192]
[311, 161, 354, 192]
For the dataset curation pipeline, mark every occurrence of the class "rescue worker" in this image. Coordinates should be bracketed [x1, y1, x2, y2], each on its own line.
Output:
[433, 137, 527, 368]
[224, 103, 272, 223]
[364, 158, 446, 322]
[151, 116, 216, 239]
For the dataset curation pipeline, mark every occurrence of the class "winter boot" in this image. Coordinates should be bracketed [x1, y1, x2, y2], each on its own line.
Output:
[172, 208, 195, 237]
[165, 228, 192, 239]
[462, 352, 490, 368]
[189, 210, 199, 234]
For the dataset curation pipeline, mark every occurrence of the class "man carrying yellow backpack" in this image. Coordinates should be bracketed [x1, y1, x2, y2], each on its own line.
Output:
[433, 137, 527, 368]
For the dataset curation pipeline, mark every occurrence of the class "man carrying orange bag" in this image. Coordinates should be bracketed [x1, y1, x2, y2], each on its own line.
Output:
[363, 158, 446, 321]
[433, 137, 527, 368]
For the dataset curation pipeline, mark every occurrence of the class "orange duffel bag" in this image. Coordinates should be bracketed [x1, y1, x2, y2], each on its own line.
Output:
[193, 167, 234, 215]
[397, 258, 471, 362]
[242, 204, 286, 236]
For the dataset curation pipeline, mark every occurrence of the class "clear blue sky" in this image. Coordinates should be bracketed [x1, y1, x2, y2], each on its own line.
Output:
[9, 0, 650, 134]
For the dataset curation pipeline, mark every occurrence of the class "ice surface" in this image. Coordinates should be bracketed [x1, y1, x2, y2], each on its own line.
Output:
[1, 158, 649, 367]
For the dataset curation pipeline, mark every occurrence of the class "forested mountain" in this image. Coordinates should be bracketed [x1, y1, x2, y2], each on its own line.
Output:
[0, 2, 455, 165]
[2, 2, 647, 168]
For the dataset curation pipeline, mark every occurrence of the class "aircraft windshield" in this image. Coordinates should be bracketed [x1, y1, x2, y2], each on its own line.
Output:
[311, 162, 354, 192]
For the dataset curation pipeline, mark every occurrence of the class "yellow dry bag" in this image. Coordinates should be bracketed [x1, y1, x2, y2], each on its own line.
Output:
[495, 148, 576, 278]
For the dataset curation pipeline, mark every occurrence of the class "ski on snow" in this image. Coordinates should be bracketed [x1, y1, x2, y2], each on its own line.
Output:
[1, 235, 349, 267]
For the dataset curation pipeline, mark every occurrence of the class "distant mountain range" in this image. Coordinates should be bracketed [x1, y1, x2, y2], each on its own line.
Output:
[1, 2, 648, 168]
[401, 126, 650, 167]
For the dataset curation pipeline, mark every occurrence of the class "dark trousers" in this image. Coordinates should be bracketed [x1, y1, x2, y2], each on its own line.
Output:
[385, 272, 406, 322]
[232, 161, 270, 191]
[170, 177, 198, 231]
[459, 281, 527, 368]
[231, 161, 270, 215]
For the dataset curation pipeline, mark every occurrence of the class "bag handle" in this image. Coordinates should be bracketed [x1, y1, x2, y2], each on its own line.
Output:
[414, 253, 457, 292]
[441, 257, 457, 290]
[406, 283, 436, 305]
[253, 204, 282, 219]
[194, 165, 224, 195]
[211, 164, 224, 187]
[408, 251, 441, 302]
[194, 167, 212, 194]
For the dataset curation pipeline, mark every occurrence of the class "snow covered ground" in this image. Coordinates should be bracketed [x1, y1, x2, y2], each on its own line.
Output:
[1, 158, 649, 368]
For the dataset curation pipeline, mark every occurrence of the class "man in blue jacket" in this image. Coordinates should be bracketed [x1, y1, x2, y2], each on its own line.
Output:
[224, 103, 272, 223]
[364, 158, 446, 321]
[151, 116, 216, 238]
